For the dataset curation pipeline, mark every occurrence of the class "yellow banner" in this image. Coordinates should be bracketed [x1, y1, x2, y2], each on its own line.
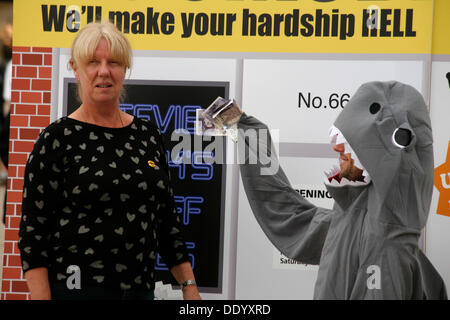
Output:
[13, 0, 433, 54]
[432, 0, 450, 55]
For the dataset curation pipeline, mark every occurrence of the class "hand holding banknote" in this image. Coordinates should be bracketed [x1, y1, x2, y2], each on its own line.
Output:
[196, 97, 243, 142]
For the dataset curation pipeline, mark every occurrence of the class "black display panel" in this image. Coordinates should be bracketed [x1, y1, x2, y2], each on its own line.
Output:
[64, 79, 228, 293]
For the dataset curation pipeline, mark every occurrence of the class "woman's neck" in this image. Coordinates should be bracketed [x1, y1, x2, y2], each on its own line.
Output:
[71, 103, 125, 128]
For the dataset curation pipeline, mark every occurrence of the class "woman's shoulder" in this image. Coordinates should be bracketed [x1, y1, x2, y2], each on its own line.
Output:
[36, 116, 75, 140]
[133, 117, 163, 136]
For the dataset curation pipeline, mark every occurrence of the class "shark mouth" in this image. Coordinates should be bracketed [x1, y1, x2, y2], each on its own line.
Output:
[324, 125, 371, 187]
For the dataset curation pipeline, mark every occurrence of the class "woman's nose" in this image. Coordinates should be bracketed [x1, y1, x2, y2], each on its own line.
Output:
[98, 61, 110, 76]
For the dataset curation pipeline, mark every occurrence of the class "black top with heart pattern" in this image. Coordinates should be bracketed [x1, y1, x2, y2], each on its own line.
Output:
[19, 116, 189, 291]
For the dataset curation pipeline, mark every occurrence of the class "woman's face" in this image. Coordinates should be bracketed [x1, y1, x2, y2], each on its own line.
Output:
[73, 38, 126, 107]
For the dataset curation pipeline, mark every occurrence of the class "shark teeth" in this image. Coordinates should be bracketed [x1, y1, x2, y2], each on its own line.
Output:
[325, 125, 371, 187]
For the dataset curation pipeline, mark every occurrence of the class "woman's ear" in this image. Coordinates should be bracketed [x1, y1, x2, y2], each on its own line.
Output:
[70, 60, 80, 81]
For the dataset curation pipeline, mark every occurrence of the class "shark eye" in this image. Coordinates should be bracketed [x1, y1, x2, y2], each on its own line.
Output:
[392, 128, 412, 148]
[369, 102, 381, 114]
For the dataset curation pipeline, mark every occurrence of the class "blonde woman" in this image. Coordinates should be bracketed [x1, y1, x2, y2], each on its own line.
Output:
[19, 22, 200, 300]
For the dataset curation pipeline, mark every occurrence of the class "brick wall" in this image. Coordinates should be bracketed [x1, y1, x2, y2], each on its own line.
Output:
[1, 47, 52, 300]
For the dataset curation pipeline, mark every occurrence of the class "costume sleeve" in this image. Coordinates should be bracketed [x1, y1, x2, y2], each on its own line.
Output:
[237, 113, 333, 264]
[152, 127, 189, 269]
[18, 126, 63, 272]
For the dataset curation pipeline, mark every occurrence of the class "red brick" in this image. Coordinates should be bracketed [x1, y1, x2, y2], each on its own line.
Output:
[32, 47, 52, 53]
[17, 166, 26, 178]
[13, 240, 21, 254]
[11, 79, 30, 90]
[12, 281, 29, 293]
[43, 92, 51, 103]
[3, 254, 7, 266]
[2, 281, 11, 292]
[11, 91, 20, 103]
[6, 294, 28, 300]
[7, 153, 29, 165]
[6, 203, 15, 215]
[9, 127, 18, 139]
[4, 242, 13, 254]
[7, 165, 17, 178]
[22, 54, 43, 66]
[12, 66, 15, 77]
[12, 53, 20, 65]
[10, 115, 29, 127]
[38, 104, 51, 116]
[21, 92, 41, 103]
[9, 216, 21, 229]
[20, 128, 40, 140]
[39, 67, 52, 79]
[3, 268, 22, 280]
[14, 141, 34, 153]
[16, 66, 37, 78]
[44, 54, 52, 66]
[32, 79, 51, 91]
[15, 104, 36, 116]
[11, 178, 24, 190]
[6, 191, 23, 204]
[4, 229, 19, 241]
[30, 116, 50, 127]
[9, 255, 22, 267]
[13, 47, 31, 52]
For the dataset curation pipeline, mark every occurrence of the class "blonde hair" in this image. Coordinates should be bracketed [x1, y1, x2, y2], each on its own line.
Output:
[69, 21, 131, 102]
[70, 21, 132, 69]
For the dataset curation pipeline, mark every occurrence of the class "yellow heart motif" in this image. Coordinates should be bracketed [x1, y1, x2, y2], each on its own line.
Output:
[148, 160, 156, 167]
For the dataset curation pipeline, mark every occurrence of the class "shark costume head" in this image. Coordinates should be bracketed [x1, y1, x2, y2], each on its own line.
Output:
[325, 81, 433, 230]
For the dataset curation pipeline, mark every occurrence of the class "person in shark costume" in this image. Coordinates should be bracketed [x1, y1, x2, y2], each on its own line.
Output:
[237, 81, 447, 299]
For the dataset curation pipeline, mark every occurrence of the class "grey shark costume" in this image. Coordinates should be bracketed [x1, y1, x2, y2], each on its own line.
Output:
[238, 81, 447, 299]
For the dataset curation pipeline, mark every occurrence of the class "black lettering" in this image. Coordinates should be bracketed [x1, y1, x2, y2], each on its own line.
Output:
[340, 14, 354, 40]
[195, 13, 209, 35]
[181, 13, 194, 38]
[243, 9, 257, 36]
[380, 9, 391, 37]
[362, 9, 369, 37]
[299, 92, 311, 108]
[131, 12, 145, 34]
[161, 13, 175, 34]
[315, 9, 330, 37]
[331, 9, 339, 37]
[273, 14, 284, 36]
[286, 10, 299, 37]
[226, 14, 236, 35]
[392, 9, 404, 37]
[147, 8, 160, 35]
[41, 5, 66, 32]
[405, 9, 416, 37]
[300, 14, 314, 37]
[258, 14, 272, 36]
[109, 11, 130, 33]
[87, 6, 102, 23]
[210, 13, 225, 36]
[362, 9, 378, 37]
